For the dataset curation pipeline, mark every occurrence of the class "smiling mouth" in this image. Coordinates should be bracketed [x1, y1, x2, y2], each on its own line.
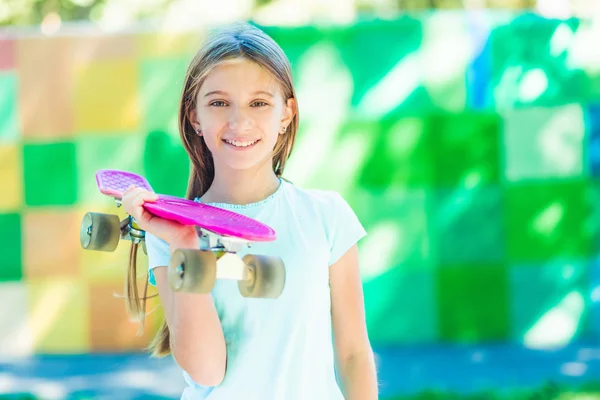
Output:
[223, 139, 261, 148]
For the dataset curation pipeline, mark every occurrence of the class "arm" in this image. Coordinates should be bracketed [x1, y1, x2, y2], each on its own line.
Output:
[122, 187, 226, 386]
[152, 235, 227, 387]
[330, 244, 378, 400]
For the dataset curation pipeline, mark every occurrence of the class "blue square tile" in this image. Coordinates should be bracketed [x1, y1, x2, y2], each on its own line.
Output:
[589, 259, 600, 339]
[586, 104, 600, 176]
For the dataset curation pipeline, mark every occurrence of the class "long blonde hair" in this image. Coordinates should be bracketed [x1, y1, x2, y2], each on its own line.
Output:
[125, 23, 300, 357]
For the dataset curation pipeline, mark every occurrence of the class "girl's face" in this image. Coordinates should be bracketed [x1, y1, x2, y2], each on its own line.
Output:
[191, 58, 295, 173]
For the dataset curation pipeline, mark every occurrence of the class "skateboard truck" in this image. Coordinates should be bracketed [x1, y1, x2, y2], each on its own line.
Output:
[121, 215, 144, 243]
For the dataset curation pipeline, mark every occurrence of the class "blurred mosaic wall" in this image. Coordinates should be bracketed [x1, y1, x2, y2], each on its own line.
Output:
[1, 13, 600, 356]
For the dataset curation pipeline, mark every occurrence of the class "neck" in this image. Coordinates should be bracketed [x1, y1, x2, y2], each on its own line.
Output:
[200, 161, 281, 205]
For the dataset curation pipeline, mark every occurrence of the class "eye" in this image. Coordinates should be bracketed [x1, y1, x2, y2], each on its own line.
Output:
[209, 100, 227, 107]
[251, 101, 268, 107]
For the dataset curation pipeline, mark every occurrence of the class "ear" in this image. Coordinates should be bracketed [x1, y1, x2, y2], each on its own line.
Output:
[188, 108, 202, 135]
[280, 97, 296, 134]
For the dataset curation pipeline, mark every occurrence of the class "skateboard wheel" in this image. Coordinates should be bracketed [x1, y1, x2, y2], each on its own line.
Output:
[168, 249, 217, 293]
[80, 212, 121, 252]
[238, 255, 285, 299]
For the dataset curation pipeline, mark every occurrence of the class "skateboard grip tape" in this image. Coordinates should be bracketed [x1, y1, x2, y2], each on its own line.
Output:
[96, 170, 154, 199]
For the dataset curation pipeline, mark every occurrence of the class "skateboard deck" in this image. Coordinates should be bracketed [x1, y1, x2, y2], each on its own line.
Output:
[95, 169, 276, 242]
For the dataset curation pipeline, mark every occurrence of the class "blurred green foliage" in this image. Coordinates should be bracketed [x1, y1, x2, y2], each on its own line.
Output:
[0, 0, 545, 27]
[0, 0, 173, 26]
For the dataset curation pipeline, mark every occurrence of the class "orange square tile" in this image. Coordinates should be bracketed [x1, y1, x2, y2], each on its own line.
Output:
[23, 209, 81, 278]
[74, 59, 140, 133]
[89, 280, 163, 351]
[0, 144, 22, 211]
[17, 37, 73, 138]
[0, 282, 33, 357]
[137, 32, 201, 58]
[27, 277, 89, 353]
[71, 34, 135, 64]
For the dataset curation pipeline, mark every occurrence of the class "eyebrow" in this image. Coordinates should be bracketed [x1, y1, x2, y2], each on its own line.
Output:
[204, 90, 274, 98]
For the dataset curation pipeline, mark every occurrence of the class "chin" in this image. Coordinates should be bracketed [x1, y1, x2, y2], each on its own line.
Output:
[216, 146, 276, 172]
[219, 156, 271, 172]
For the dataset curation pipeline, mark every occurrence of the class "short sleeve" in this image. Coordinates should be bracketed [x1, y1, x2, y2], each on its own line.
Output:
[326, 192, 367, 266]
[145, 232, 171, 286]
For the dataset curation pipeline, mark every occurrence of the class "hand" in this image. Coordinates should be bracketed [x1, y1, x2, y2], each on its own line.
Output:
[121, 185, 199, 248]
[122, 185, 159, 230]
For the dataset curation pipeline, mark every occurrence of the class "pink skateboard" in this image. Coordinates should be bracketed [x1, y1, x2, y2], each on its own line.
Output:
[80, 169, 285, 298]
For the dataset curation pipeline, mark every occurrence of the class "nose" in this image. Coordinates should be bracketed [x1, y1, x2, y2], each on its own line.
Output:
[228, 106, 252, 132]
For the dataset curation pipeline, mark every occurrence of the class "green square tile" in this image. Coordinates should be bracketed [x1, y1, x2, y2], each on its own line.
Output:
[490, 16, 587, 108]
[261, 25, 328, 71]
[436, 264, 510, 343]
[420, 13, 471, 112]
[143, 130, 190, 197]
[365, 267, 437, 345]
[502, 104, 586, 182]
[589, 181, 600, 255]
[583, 69, 600, 102]
[356, 117, 433, 189]
[509, 261, 589, 346]
[0, 213, 22, 281]
[351, 187, 432, 278]
[76, 135, 145, 205]
[0, 72, 18, 142]
[286, 120, 376, 193]
[505, 180, 591, 262]
[427, 112, 501, 188]
[431, 186, 504, 264]
[342, 18, 426, 114]
[140, 57, 189, 134]
[23, 142, 77, 206]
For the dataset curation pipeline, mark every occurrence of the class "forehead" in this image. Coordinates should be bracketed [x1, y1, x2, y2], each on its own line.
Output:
[200, 58, 279, 94]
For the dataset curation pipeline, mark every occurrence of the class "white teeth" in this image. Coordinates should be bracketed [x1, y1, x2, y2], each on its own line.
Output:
[225, 139, 258, 148]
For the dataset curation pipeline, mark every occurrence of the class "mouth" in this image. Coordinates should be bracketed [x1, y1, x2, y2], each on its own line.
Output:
[223, 138, 261, 150]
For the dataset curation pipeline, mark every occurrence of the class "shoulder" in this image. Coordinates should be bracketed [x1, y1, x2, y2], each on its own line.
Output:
[282, 180, 347, 212]
[281, 180, 360, 230]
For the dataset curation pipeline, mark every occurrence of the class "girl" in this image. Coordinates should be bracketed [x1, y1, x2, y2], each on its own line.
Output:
[122, 22, 378, 399]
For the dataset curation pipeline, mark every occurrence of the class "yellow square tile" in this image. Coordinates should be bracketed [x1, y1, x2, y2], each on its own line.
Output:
[0, 144, 22, 211]
[23, 209, 81, 279]
[0, 282, 33, 357]
[137, 32, 202, 58]
[84, 241, 150, 284]
[74, 60, 140, 133]
[27, 277, 89, 353]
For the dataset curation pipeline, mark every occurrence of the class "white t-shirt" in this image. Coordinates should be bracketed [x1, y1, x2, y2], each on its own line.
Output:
[145, 178, 367, 400]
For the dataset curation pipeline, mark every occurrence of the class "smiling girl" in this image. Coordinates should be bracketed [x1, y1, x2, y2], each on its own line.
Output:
[122, 23, 378, 400]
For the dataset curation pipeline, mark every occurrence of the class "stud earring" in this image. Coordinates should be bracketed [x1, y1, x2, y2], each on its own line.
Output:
[281, 126, 287, 134]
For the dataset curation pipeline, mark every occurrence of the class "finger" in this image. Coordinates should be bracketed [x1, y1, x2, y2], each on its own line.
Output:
[123, 185, 138, 195]
[132, 190, 158, 207]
